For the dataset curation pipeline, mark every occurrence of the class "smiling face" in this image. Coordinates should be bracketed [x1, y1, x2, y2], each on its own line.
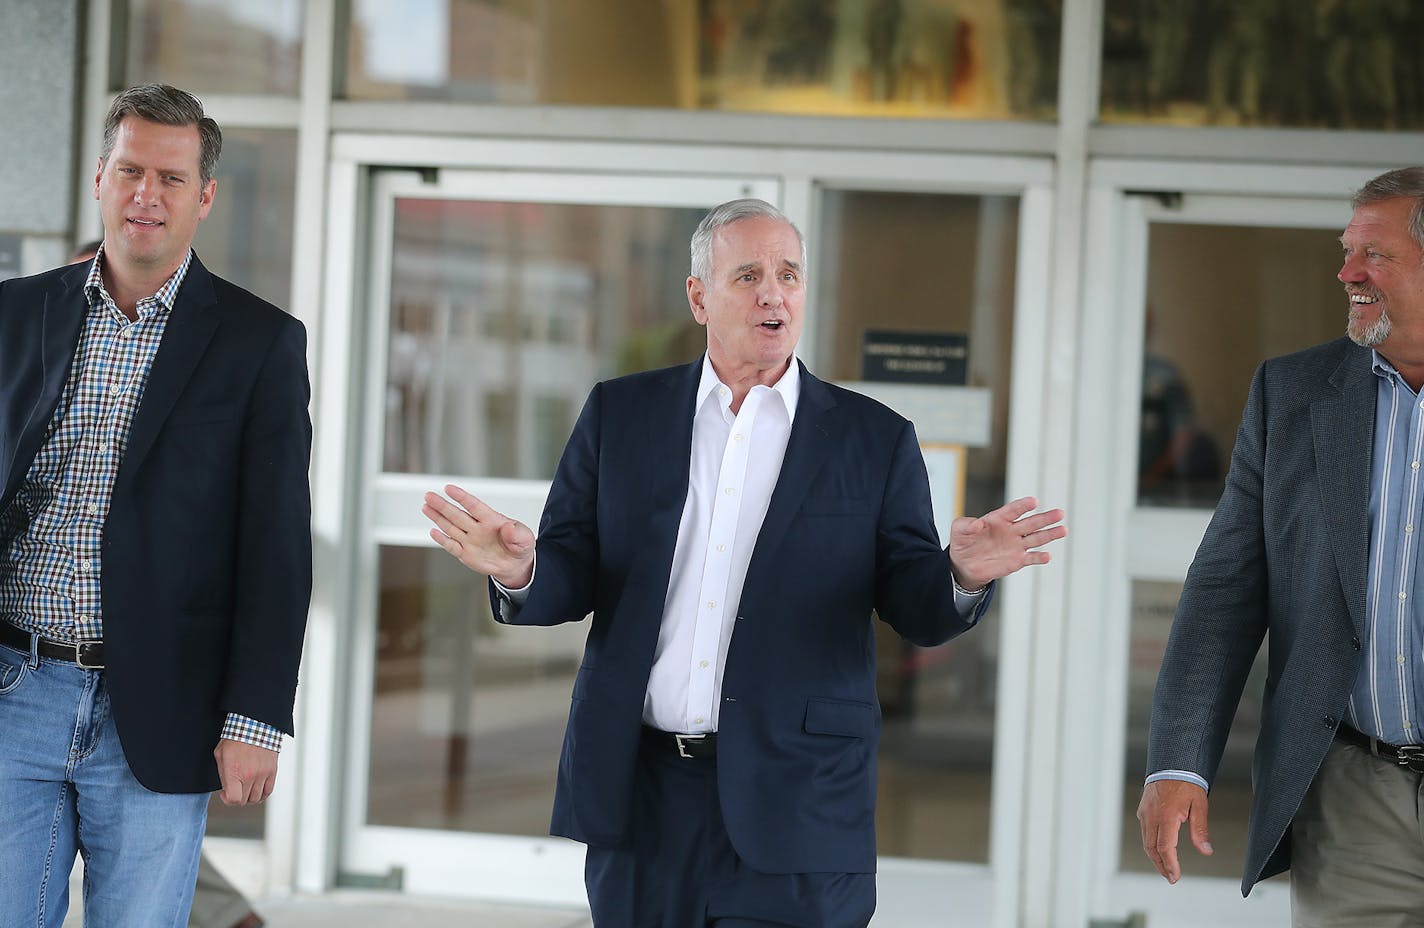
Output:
[94, 115, 215, 285]
[686, 214, 806, 385]
[1341, 197, 1424, 358]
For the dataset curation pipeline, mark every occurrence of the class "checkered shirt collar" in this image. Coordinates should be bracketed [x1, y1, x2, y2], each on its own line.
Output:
[84, 244, 193, 316]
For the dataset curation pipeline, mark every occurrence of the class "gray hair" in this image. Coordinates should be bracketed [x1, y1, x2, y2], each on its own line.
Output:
[689, 198, 807, 280]
[1352, 167, 1424, 252]
[101, 84, 223, 187]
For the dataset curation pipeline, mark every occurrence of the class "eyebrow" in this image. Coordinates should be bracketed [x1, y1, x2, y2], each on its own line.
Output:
[114, 158, 192, 179]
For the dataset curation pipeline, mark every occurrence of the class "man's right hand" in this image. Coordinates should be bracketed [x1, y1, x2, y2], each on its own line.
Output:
[1137, 779, 1213, 884]
[422, 484, 535, 588]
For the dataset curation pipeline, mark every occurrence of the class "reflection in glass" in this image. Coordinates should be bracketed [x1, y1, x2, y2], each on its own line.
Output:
[1119, 580, 1269, 880]
[383, 199, 705, 477]
[124, 0, 304, 95]
[1137, 222, 1345, 508]
[820, 190, 1019, 861]
[193, 128, 298, 311]
[1100, 1, 1424, 130]
[343, 0, 1060, 121]
[366, 546, 581, 833]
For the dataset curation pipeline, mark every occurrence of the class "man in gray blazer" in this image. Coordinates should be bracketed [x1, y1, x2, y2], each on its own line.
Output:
[1139, 166, 1424, 923]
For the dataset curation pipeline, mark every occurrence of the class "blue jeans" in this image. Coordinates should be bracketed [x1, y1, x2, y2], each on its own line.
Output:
[0, 638, 209, 927]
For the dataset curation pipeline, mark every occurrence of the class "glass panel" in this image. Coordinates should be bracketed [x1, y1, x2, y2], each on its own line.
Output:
[366, 545, 582, 834]
[193, 128, 298, 311]
[1100, 1, 1424, 130]
[343, 0, 1060, 121]
[1137, 222, 1344, 508]
[818, 189, 1019, 861]
[383, 199, 705, 477]
[123, 0, 304, 96]
[1119, 580, 1268, 879]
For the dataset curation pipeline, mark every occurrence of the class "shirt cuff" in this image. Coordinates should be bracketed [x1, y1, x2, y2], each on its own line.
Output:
[1145, 769, 1209, 792]
[952, 576, 989, 614]
[220, 714, 283, 753]
[492, 556, 536, 606]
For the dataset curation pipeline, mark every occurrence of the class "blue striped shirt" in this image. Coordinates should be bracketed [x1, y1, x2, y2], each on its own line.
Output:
[1345, 351, 1424, 745]
[0, 247, 281, 753]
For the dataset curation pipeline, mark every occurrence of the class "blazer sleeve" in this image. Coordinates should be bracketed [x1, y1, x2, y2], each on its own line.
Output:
[872, 419, 981, 647]
[488, 382, 602, 626]
[1146, 362, 1271, 784]
[223, 317, 313, 734]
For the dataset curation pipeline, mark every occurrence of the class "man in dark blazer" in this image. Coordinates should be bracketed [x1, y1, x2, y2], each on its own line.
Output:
[423, 198, 1065, 926]
[0, 85, 311, 927]
[1139, 167, 1424, 923]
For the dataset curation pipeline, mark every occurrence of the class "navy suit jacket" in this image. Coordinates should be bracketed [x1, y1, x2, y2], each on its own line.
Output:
[0, 255, 312, 794]
[1149, 338, 1374, 894]
[492, 359, 991, 874]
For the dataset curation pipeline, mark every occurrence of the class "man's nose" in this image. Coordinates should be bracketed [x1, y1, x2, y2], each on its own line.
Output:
[1339, 252, 1365, 284]
[133, 174, 158, 207]
[757, 282, 784, 307]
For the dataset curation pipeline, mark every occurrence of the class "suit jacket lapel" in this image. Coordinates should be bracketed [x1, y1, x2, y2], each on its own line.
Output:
[1311, 344, 1375, 637]
[745, 361, 837, 572]
[4, 268, 88, 502]
[119, 255, 220, 479]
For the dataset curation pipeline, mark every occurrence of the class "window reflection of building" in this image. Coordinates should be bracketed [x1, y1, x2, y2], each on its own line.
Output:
[126, 0, 303, 94]
[343, 0, 1061, 120]
[1102, 0, 1424, 129]
[383, 201, 703, 479]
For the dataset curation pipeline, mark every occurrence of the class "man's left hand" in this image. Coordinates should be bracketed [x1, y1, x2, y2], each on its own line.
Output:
[214, 739, 279, 806]
[949, 496, 1067, 591]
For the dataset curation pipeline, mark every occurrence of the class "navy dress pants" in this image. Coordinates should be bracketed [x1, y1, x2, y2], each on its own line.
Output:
[584, 728, 875, 928]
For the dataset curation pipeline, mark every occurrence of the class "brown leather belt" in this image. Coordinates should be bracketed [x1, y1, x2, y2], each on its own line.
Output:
[0, 620, 105, 669]
[1337, 722, 1424, 773]
[642, 726, 717, 759]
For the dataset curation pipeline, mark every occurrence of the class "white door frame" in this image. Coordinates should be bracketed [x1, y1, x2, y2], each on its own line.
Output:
[296, 133, 1057, 926]
[1057, 160, 1376, 927]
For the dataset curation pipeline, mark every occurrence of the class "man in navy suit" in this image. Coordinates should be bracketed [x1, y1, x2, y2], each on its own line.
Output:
[423, 199, 1064, 927]
[0, 84, 311, 927]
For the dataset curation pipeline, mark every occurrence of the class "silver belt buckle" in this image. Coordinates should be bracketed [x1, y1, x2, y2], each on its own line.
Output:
[75, 641, 105, 670]
[674, 733, 705, 759]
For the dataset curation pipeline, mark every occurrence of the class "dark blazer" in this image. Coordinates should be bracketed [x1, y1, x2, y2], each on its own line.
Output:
[1148, 337, 1372, 895]
[0, 255, 313, 794]
[491, 359, 991, 875]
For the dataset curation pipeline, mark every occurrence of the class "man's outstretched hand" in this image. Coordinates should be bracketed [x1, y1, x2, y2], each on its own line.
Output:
[422, 484, 535, 588]
[948, 496, 1067, 591]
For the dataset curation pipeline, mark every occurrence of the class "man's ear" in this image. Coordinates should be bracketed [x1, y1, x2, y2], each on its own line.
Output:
[197, 178, 217, 220]
[93, 157, 104, 200]
[686, 275, 708, 325]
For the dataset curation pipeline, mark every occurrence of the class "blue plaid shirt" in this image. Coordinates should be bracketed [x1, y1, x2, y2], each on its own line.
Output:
[0, 247, 281, 753]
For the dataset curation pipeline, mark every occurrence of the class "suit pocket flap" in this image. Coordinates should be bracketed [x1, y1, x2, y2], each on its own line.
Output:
[803, 697, 874, 738]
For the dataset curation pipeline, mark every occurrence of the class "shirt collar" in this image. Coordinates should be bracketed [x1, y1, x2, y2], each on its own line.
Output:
[85, 244, 192, 316]
[1373, 349, 1402, 381]
[695, 354, 801, 427]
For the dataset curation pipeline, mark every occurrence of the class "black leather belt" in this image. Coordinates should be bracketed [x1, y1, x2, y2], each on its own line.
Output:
[0, 620, 105, 669]
[642, 726, 717, 759]
[1337, 723, 1424, 773]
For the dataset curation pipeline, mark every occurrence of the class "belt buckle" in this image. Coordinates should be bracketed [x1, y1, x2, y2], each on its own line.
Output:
[674, 733, 705, 759]
[75, 642, 104, 670]
[1396, 745, 1424, 774]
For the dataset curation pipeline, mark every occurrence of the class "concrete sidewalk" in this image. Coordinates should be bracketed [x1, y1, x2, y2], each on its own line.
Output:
[247, 891, 591, 927]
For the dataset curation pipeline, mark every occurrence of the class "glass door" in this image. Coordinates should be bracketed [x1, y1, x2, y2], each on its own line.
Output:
[1069, 187, 1355, 927]
[339, 168, 779, 902]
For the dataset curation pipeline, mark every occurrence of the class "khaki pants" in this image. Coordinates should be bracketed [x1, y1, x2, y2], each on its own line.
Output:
[1291, 739, 1424, 927]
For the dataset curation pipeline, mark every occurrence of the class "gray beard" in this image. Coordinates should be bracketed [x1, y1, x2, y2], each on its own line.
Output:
[1348, 308, 1391, 347]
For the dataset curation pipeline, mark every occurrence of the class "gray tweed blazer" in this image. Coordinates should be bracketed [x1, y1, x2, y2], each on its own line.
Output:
[1148, 336, 1373, 895]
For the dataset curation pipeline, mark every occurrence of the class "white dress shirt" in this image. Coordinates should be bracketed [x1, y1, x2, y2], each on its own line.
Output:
[642, 356, 800, 732]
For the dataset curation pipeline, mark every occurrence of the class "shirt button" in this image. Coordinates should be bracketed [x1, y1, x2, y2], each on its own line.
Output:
[109, 385, 122, 397]
[716, 544, 726, 552]
[1400, 654, 1408, 665]
[86, 504, 98, 516]
[79, 559, 92, 572]
[1409, 524, 1416, 534]
[1414, 461, 1421, 470]
[694, 717, 705, 725]
[707, 601, 716, 609]
[1408, 721, 1416, 731]
[699, 660, 709, 669]
[724, 487, 735, 495]
[733, 433, 744, 441]
[96, 443, 108, 454]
